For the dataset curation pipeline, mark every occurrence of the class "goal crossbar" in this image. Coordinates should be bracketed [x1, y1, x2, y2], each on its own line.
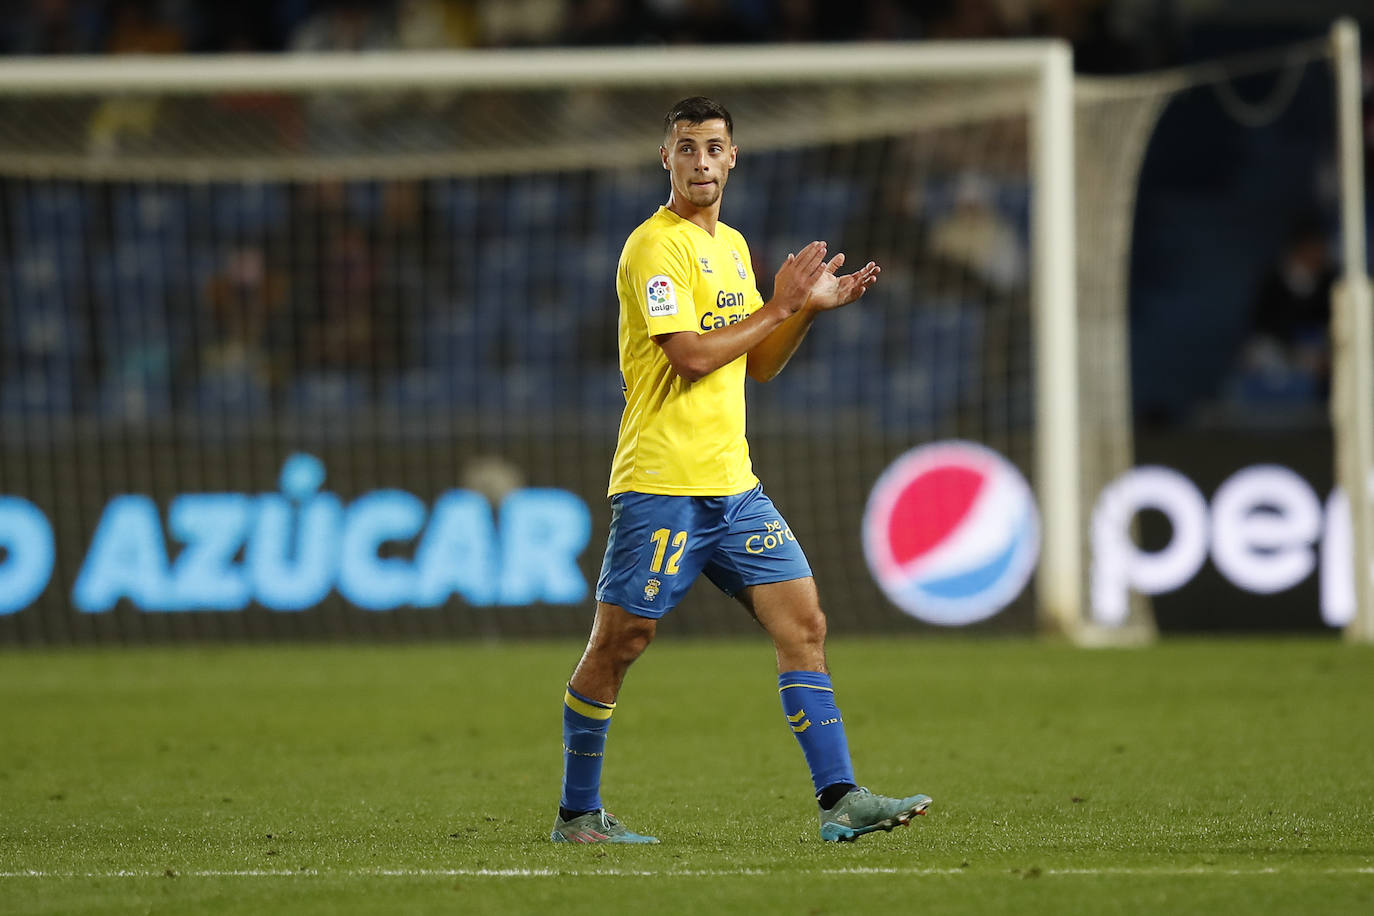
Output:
[0, 42, 1070, 94]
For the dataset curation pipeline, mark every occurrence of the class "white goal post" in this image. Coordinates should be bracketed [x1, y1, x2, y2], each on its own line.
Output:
[1330, 18, 1374, 644]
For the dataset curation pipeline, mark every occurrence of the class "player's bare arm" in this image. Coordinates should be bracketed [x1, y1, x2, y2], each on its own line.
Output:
[746, 250, 882, 383]
[655, 240, 828, 383]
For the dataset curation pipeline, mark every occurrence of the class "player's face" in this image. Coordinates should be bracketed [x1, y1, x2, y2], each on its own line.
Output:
[661, 119, 736, 212]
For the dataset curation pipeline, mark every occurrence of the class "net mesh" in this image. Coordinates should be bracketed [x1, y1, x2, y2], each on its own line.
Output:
[1076, 42, 1342, 638]
[0, 67, 1131, 643]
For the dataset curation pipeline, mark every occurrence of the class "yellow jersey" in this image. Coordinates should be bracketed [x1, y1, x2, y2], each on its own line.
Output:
[608, 206, 765, 497]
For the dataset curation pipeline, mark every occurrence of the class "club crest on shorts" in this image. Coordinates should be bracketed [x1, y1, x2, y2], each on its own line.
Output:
[862, 440, 1040, 626]
[643, 577, 661, 602]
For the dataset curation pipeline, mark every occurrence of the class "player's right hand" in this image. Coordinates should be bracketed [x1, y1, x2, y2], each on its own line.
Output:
[772, 241, 828, 315]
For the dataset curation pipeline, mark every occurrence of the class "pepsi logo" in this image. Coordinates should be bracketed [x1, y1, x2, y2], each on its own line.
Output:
[862, 441, 1040, 626]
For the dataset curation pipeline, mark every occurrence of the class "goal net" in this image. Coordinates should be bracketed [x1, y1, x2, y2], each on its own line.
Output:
[0, 39, 1359, 643]
[1075, 31, 1371, 643]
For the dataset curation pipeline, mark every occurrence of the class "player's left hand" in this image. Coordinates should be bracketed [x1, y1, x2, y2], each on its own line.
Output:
[804, 253, 881, 311]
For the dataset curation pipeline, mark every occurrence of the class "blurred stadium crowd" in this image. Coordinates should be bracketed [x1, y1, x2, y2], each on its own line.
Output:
[0, 1, 1161, 72]
[0, 147, 1023, 430]
[0, 0, 1370, 431]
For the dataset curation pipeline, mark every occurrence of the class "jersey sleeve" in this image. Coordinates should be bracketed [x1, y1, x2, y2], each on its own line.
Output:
[625, 236, 699, 337]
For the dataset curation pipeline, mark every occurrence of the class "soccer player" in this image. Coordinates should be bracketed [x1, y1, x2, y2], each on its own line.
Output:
[552, 97, 931, 845]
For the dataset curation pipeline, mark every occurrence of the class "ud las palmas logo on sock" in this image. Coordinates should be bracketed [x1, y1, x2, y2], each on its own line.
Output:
[862, 440, 1040, 627]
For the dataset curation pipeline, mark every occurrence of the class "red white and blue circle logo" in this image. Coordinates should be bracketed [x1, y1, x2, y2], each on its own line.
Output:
[863, 441, 1040, 626]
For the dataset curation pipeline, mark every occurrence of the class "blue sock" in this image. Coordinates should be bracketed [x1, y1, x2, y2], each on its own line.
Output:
[778, 671, 856, 800]
[560, 685, 614, 814]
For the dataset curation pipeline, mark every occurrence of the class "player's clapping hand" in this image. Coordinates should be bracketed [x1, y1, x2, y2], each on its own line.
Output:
[773, 241, 829, 315]
[805, 252, 881, 311]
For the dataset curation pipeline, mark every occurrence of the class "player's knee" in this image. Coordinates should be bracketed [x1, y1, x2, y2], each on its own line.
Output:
[796, 607, 827, 649]
[590, 615, 656, 667]
[775, 605, 827, 654]
[619, 617, 656, 661]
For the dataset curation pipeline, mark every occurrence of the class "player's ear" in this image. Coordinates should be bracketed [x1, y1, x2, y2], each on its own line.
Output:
[728, 144, 738, 170]
[660, 146, 670, 171]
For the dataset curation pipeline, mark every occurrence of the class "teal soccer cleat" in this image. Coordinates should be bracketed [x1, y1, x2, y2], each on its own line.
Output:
[550, 810, 659, 844]
[818, 787, 932, 842]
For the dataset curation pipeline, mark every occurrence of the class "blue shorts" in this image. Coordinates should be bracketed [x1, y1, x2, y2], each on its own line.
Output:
[595, 485, 813, 619]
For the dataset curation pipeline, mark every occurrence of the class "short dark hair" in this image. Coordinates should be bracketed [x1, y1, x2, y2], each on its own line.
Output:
[663, 97, 733, 141]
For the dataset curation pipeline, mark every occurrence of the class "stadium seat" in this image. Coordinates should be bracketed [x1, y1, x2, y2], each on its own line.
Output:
[0, 363, 80, 418]
[286, 371, 368, 413]
[1230, 364, 1320, 406]
[995, 179, 1032, 243]
[416, 298, 503, 373]
[97, 369, 173, 422]
[111, 185, 190, 248]
[767, 305, 886, 412]
[499, 174, 574, 233]
[579, 363, 626, 417]
[878, 304, 984, 431]
[346, 180, 384, 223]
[384, 361, 532, 415]
[188, 182, 289, 238]
[379, 368, 455, 411]
[193, 367, 270, 414]
[429, 178, 485, 234]
[8, 183, 89, 250]
[772, 179, 857, 245]
[527, 240, 617, 316]
[93, 243, 178, 359]
[7, 249, 89, 362]
[591, 168, 659, 231]
[714, 177, 764, 240]
[504, 247, 591, 368]
[496, 363, 562, 411]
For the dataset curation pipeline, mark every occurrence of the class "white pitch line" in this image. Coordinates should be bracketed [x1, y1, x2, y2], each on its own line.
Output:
[2, 866, 1373, 879]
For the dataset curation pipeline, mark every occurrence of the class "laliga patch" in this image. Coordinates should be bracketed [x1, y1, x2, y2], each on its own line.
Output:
[646, 275, 678, 316]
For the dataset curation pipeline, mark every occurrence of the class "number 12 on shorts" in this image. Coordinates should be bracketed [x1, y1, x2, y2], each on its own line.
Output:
[649, 528, 688, 575]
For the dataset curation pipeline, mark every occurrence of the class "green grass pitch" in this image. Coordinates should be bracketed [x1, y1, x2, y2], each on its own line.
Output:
[2, 635, 1372, 914]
